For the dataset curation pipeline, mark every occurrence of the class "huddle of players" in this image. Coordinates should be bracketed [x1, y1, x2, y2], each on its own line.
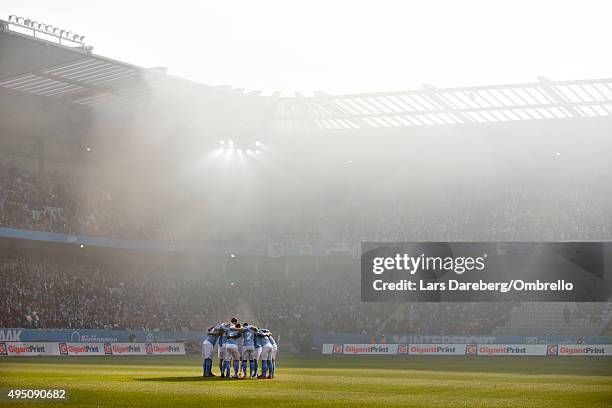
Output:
[202, 318, 277, 379]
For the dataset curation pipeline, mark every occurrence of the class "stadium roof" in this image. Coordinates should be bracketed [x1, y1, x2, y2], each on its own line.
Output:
[1, 18, 612, 138]
[273, 79, 612, 131]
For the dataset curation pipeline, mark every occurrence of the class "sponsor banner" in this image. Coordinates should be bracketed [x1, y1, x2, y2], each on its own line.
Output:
[144, 343, 185, 355]
[341, 344, 399, 355]
[471, 344, 549, 356]
[312, 333, 612, 347]
[0, 342, 185, 356]
[322, 343, 612, 356]
[59, 342, 105, 356]
[4, 329, 610, 346]
[0, 328, 203, 343]
[556, 345, 612, 356]
[2, 342, 59, 356]
[408, 344, 465, 355]
[106, 343, 146, 355]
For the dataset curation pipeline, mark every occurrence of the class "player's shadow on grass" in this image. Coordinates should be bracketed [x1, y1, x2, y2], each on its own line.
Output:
[136, 376, 226, 382]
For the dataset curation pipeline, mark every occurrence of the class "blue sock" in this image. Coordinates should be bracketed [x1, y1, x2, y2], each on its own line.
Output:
[241, 360, 247, 376]
[203, 359, 207, 376]
[253, 359, 258, 376]
[219, 360, 224, 375]
[233, 360, 239, 377]
[267, 360, 272, 376]
[261, 360, 268, 376]
[271, 359, 275, 377]
[249, 360, 254, 376]
[225, 361, 231, 377]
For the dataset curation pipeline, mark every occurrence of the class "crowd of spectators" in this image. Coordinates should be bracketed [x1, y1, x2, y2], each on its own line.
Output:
[269, 181, 612, 245]
[0, 160, 155, 241]
[0, 256, 237, 332]
[1, 159, 611, 247]
[570, 303, 607, 326]
[244, 267, 512, 342]
[0, 161, 72, 233]
[0, 255, 515, 343]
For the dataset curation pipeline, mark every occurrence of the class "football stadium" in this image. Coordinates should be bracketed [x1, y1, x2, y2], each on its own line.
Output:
[1, 2, 612, 407]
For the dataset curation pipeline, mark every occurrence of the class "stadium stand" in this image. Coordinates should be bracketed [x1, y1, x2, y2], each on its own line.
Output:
[0, 253, 512, 341]
[0, 255, 238, 331]
[1, 151, 611, 347]
[2, 157, 611, 244]
[2, 251, 611, 350]
[494, 302, 612, 336]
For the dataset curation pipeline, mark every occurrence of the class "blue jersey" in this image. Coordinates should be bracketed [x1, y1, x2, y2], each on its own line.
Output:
[225, 327, 242, 345]
[254, 332, 261, 348]
[214, 322, 232, 346]
[242, 325, 255, 347]
[214, 322, 232, 331]
[204, 327, 218, 345]
[256, 329, 271, 346]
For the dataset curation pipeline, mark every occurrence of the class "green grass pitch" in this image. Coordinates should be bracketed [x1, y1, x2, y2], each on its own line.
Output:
[1, 355, 611, 407]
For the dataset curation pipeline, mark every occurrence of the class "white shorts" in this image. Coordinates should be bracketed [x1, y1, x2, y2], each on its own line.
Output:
[242, 346, 255, 360]
[225, 344, 240, 360]
[260, 344, 273, 360]
[254, 347, 262, 360]
[271, 344, 278, 360]
[217, 343, 226, 359]
[202, 340, 214, 359]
